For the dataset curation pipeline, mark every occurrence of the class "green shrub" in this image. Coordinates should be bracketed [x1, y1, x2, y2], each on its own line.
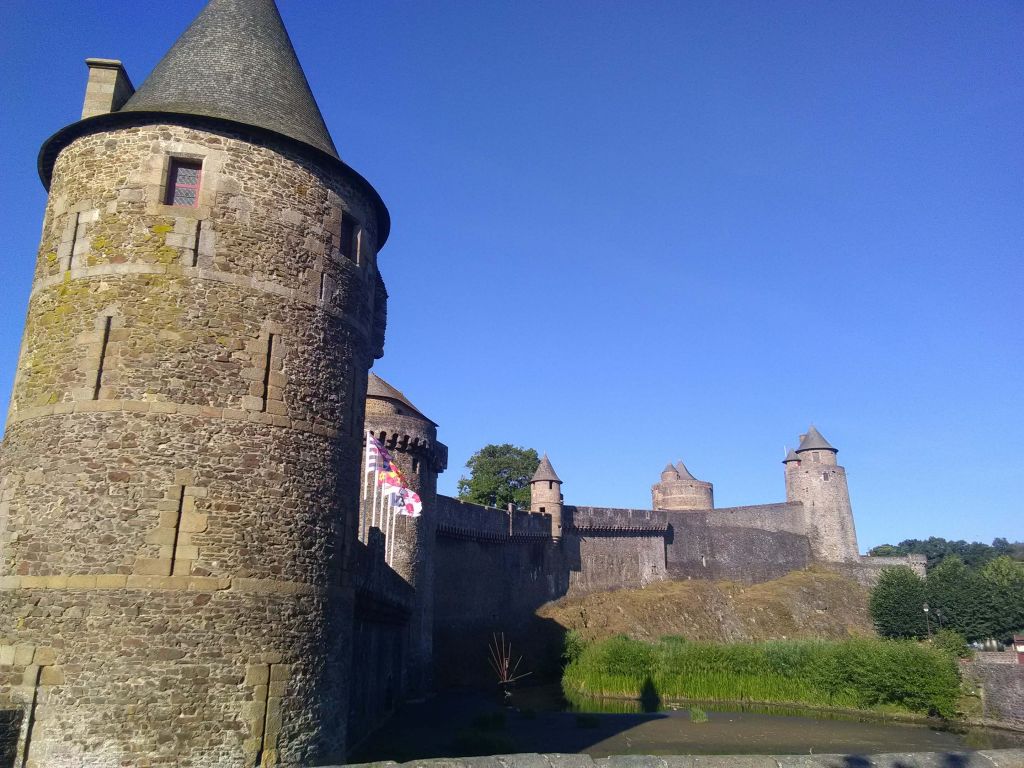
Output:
[689, 706, 708, 723]
[932, 629, 973, 660]
[563, 636, 960, 718]
[562, 630, 586, 664]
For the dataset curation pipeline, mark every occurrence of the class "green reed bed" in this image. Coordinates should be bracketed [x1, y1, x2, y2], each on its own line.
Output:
[562, 634, 960, 718]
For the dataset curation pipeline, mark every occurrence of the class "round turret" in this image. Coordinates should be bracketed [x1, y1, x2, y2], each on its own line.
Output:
[530, 455, 564, 539]
[651, 460, 714, 510]
[362, 374, 448, 697]
[785, 426, 859, 563]
[0, 1, 387, 763]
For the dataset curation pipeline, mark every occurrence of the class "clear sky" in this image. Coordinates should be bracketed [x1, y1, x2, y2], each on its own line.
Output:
[1, 1, 1021, 550]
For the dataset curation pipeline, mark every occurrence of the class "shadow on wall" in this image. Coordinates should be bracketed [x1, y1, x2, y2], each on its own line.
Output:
[826, 754, 975, 768]
[0, 709, 22, 768]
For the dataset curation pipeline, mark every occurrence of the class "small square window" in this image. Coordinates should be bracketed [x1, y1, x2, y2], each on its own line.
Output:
[340, 213, 360, 262]
[165, 159, 202, 207]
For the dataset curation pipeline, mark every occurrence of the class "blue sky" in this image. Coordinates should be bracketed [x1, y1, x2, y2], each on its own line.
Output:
[1, 1, 1021, 550]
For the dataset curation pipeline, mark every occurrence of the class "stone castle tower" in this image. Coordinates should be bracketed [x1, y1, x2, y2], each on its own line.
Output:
[0, 1, 387, 765]
[362, 374, 448, 696]
[784, 426, 860, 562]
[651, 461, 714, 510]
[530, 455, 564, 539]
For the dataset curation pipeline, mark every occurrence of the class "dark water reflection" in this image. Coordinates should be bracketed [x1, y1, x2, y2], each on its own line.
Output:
[349, 686, 1024, 763]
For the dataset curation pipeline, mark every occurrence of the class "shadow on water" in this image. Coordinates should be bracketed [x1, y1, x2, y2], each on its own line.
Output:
[639, 677, 661, 714]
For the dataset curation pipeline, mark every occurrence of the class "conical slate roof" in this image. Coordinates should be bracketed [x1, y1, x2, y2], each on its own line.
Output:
[366, 373, 435, 425]
[796, 426, 837, 453]
[121, 0, 339, 159]
[783, 448, 800, 464]
[532, 455, 561, 484]
[675, 461, 700, 481]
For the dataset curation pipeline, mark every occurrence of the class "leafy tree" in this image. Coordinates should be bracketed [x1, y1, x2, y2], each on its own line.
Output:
[978, 556, 1024, 641]
[868, 537, 1023, 571]
[926, 556, 991, 641]
[869, 566, 927, 639]
[867, 544, 904, 557]
[932, 629, 972, 660]
[456, 444, 540, 510]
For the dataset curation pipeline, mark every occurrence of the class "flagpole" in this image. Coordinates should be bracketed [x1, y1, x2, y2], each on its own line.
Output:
[371, 467, 380, 532]
[387, 497, 398, 565]
[360, 433, 371, 542]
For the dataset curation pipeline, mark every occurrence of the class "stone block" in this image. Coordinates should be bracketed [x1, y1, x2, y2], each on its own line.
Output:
[145, 527, 177, 546]
[95, 574, 128, 589]
[33, 647, 56, 666]
[188, 577, 228, 592]
[244, 664, 269, 686]
[175, 545, 200, 561]
[14, 645, 35, 666]
[0, 646, 15, 666]
[0, 576, 21, 590]
[269, 664, 291, 682]
[133, 558, 172, 576]
[39, 666, 65, 686]
[241, 395, 264, 412]
[179, 511, 207, 533]
[67, 575, 97, 589]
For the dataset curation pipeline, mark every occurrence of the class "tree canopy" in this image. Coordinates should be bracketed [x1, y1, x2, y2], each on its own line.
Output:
[870, 556, 1024, 643]
[867, 537, 1023, 571]
[456, 444, 540, 510]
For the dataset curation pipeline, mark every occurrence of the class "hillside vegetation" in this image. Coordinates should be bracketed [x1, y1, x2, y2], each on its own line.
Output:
[537, 567, 874, 644]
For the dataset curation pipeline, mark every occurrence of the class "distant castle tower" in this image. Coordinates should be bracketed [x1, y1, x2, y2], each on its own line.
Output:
[530, 455, 564, 539]
[0, 0, 388, 764]
[784, 426, 860, 562]
[362, 374, 448, 696]
[652, 461, 714, 510]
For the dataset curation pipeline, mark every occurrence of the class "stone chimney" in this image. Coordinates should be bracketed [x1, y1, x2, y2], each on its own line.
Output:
[81, 58, 134, 118]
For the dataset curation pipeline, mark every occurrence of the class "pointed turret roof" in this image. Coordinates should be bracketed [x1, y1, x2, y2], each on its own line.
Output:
[366, 373, 435, 425]
[783, 448, 800, 464]
[796, 425, 837, 453]
[662, 463, 678, 475]
[532, 455, 561, 484]
[121, 0, 338, 158]
[675, 461, 700, 481]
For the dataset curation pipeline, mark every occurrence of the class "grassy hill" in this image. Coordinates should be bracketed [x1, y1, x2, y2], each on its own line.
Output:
[537, 566, 875, 644]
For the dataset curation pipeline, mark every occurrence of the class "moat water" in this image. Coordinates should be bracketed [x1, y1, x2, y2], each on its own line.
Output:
[350, 686, 1024, 762]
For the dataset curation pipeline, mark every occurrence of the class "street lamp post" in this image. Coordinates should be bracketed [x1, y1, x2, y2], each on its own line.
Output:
[923, 602, 931, 639]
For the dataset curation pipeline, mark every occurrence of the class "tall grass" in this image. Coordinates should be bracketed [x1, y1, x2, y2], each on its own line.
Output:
[562, 634, 960, 718]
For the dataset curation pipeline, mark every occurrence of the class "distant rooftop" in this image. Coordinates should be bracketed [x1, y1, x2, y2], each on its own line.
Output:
[367, 373, 435, 425]
[532, 455, 561, 484]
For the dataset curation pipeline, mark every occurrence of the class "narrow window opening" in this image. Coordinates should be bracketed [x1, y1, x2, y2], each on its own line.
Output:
[539, 507, 546, 514]
[253, 666, 274, 767]
[260, 334, 276, 412]
[412, 458, 420, 473]
[92, 316, 113, 400]
[67, 212, 81, 270]
[168, 486, 186, 575]
[191, 219, 203, 267]
[548, 481, 552, 490]
[19, 664, 43, 767]
[165, 158, 202, 207]
[812, 451, 820, 461]
[340, 214, 359, 261]
[320, 273, 327, 304]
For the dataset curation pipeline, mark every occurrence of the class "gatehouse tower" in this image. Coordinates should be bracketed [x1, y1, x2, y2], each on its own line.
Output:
[0, 0, 388, 764]
[362, 374, 448, 696]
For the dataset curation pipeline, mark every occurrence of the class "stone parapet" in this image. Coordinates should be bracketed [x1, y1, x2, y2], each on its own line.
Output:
[342, 750, 1024, 768]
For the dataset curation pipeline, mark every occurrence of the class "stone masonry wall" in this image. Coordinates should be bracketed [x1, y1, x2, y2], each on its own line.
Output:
[0, 122, 383, 767]
[964, 660, 1024, 730]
